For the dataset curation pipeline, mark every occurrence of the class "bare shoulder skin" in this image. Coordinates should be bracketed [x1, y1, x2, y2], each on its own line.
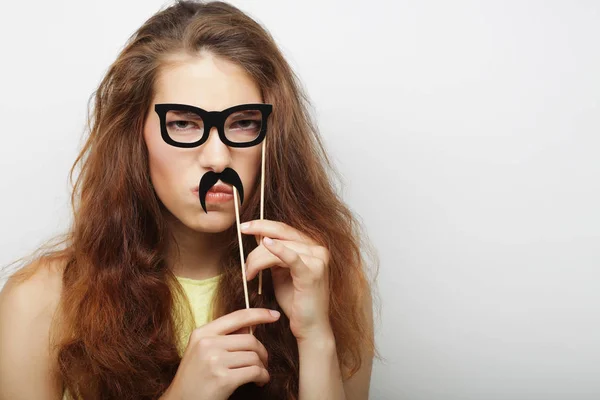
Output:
[0, 258, 65, 400]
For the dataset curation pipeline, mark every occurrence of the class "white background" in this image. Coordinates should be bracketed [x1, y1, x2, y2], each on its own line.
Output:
[1, 1, 599, 399]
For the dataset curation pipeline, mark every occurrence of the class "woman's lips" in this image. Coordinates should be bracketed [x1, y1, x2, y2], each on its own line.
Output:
[205, 192, 233, 203]
[191, 188, 234, 203]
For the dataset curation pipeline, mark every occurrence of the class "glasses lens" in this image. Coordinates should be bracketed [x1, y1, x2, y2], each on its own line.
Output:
[165, 110, 204, 144]
[225, 109, 263, 143]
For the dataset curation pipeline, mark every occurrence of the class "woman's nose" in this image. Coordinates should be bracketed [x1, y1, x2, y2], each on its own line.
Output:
[199, 126, 231, 169]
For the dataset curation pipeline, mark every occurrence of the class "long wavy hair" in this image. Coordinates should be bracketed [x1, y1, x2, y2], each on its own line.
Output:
[4, 1, 380, 399]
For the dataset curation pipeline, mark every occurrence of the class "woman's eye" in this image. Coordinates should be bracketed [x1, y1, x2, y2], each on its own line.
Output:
[167, 120, 199, 130]
[232, 119, 259, 130]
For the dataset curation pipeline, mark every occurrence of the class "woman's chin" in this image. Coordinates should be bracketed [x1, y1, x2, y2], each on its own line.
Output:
[188, 211, 236, 233]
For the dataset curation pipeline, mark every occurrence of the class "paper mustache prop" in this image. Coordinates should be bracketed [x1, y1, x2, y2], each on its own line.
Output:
[197, 167, 244, 214]
[155, 102, 273, 331]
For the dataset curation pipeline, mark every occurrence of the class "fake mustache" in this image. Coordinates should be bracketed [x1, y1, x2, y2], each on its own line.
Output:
[198, 167, 244, 214]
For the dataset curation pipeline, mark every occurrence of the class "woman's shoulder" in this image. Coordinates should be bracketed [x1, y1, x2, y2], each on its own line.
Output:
[1, 256, 65, 310]
[0, 256, 66, 343]
[0, 256, 65, 397]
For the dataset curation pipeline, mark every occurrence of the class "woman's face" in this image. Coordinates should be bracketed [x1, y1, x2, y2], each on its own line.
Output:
[143, 52, 263, 233]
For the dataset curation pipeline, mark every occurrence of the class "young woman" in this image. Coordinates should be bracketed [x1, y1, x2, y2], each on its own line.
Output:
[0, 1, 379, 399]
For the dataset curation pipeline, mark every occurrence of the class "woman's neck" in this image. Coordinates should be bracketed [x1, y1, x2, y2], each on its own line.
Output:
[165, 214, 228, 280]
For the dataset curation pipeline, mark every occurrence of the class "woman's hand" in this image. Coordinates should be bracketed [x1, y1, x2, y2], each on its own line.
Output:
[162, 308, 280, 400]
[240, 219, 332, 342]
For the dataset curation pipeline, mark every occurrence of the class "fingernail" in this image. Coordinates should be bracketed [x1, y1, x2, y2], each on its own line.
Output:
[241, 222, 250, 230]
[264, 237, 273, 245]
[269, 310, 280, 318]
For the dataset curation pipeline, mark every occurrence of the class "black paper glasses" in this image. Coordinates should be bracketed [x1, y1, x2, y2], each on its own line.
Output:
[154, 103, 273, 148]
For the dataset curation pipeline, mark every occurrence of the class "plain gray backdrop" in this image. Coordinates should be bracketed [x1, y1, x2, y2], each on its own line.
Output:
[1, 1, 599, 399]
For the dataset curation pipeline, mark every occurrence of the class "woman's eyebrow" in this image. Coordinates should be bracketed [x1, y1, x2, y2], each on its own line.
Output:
[168, 109, 259, 118]
[169, 110, 202, 118]
[231, 110, 258, 116]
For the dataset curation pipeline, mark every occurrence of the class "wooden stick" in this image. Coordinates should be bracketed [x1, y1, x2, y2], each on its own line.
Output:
[233, 185, 253, 335]
[258, 139, 266, 295]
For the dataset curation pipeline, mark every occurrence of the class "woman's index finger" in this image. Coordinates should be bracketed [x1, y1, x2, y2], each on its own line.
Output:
[205, 308, 280, 335]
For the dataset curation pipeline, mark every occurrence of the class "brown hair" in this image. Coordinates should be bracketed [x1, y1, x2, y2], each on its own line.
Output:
[4, 1, 380, 398]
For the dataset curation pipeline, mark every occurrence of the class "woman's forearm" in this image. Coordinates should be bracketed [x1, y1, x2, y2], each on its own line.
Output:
[297, 326, 346, 400]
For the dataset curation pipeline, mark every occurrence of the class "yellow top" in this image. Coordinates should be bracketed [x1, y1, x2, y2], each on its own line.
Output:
[62, 274, 220, 400]
[172, 274, 220, 356]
